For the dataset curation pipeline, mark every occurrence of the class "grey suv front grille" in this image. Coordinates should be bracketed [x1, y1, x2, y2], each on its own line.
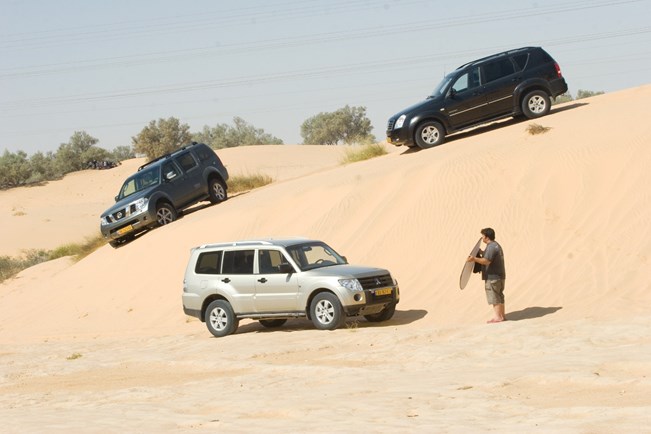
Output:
[358, 274, 393, 290]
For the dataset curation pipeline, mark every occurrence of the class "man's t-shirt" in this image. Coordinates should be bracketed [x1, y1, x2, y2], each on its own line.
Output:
[482, 241, 505, 280]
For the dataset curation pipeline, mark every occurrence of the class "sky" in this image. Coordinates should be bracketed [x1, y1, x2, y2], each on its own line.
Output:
[2, 0, 651, 155]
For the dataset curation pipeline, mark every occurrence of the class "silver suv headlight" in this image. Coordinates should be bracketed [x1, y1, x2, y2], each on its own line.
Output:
[394, 114, 406, 129]
[339, 278, 363, 292]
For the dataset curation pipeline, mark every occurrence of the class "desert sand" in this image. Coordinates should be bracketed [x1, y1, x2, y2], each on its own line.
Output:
[1, 86, 651, 433]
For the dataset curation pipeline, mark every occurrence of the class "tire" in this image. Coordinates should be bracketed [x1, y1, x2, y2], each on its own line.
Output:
[415, 121, 445, 149]
[259, 319, 287, 328]
[109, 240, 120, 248]
[364, 302, 396, 323]
[205, 300, 239, 337]
[522, 90, 550, 119]
[155, 202, 177, 226]
[310, 292, 345, 331]
[208, 178, 228, 204]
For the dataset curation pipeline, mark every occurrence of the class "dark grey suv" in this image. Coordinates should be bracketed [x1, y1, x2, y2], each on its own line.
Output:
[386, 46, 568, 148]
[100, 142, 229, 247]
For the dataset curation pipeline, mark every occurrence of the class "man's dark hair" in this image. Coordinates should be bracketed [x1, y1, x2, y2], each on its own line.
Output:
[481, 227, 496, 241]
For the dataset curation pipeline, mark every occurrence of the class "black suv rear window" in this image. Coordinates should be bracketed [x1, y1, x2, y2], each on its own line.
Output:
[512, 53, 529, 70]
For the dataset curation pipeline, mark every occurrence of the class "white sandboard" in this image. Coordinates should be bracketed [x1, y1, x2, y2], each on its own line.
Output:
[459, 237, 482, 290]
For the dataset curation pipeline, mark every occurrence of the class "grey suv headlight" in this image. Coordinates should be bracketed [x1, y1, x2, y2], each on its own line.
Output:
[132, 197, 149, 212]
[394, 114, 406, 129]
[100, 216, 109, 226]
[339, 278, 363, 292]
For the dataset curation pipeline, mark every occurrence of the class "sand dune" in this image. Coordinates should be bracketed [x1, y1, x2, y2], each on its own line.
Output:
[2, 86, 651, 432]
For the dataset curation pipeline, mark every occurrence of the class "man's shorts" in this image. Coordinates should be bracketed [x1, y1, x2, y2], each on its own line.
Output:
[485, 279, 505, 305]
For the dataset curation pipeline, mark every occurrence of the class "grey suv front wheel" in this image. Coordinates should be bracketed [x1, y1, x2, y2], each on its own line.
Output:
[205, 300, 239, 337]
[156, 202, 177, 226]
[310, 292, 345, 330]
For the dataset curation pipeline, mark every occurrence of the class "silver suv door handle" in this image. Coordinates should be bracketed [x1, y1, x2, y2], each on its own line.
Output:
[221, 278, 230, 283]
[257, 278, 267, 283]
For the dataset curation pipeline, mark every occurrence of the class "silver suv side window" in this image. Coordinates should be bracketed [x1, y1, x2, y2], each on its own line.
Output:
[222, 250, 255, 274]
[195, 251, 222, 274]
[258, 249, 288, 274]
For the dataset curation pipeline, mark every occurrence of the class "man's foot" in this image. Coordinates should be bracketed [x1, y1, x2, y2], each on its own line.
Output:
[486, 318, 505, 324]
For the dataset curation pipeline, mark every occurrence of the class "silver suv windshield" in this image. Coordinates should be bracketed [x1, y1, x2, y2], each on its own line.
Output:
[285, 241, 347, 271]
[118, 167, 160, 200]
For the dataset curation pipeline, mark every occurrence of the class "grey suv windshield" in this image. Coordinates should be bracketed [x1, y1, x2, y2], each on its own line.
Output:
[118, 167, 160, 200]
[285, 242, 347, 271]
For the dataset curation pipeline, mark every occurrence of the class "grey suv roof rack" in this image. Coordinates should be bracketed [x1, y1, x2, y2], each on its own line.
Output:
[137, 142, 200, 171]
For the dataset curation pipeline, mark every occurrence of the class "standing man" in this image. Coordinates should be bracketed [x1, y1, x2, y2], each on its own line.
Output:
[467, 228, 506, 323]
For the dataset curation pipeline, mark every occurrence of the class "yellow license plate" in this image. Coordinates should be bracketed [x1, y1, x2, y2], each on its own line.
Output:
[375, 288, 392, 296]
[117, 225, 133, 236]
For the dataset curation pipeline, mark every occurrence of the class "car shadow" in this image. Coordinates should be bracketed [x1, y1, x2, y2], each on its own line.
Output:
[398, 102, 589, 155]
[506, 306, 563, 321]
[234, 309, 428, 335]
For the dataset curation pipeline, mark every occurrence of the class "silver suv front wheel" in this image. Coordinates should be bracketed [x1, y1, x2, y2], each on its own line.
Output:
[310, 292, 345, 331]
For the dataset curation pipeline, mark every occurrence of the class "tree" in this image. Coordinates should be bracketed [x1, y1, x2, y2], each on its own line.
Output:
[29, 151, 58, 182]
[55, 131, 100, 173]
[192, 117, 283, 148]
[576, 89, 604, 99]
[111, 145, 135, 162]
[301, 105, 375, 145]
[132, 117, 191, 160]
[0, 150, 31, 188]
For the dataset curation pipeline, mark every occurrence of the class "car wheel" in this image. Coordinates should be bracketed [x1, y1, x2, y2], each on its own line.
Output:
[364, 301, 396, 322]
[205, 300, 239, 337]
[259, 319, 287, 328]
[522, 90, 550, 118]
[310, 292, 345, 331]
[156, 202, 177, 226]
[208, 178, 228, 204]
[415, 121, 445, 149]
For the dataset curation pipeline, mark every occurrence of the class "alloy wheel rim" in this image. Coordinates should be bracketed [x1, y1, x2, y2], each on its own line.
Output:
[316, 300, 335, 324]
[157, 208, 173, 225]
[210, 308, 227, 330]
[422, 126, 439, 144]
[529, 96, 546, 113]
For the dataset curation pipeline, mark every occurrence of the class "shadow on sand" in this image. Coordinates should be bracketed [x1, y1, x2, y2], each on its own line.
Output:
[398, 102, 589, 155]
[507, 306, 563, 321]
[234, 309, 428, 336]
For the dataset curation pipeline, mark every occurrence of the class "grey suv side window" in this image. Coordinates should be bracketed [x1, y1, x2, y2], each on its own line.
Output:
[482, 58, 515, 83]
[195, 251, 222, 274]
[162, 161, 180, 181]
[223, 250, 255, 274]
[176, 152, 198, 172]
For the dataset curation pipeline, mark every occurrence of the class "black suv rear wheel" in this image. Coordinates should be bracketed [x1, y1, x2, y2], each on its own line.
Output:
[522, 90, 551, 118]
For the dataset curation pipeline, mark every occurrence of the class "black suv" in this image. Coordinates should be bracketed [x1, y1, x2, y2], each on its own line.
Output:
[100, 142, 229, 247]
[386, 47, 568, 148]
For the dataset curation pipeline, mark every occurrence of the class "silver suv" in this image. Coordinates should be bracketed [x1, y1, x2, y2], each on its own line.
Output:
[182, 238, 400, 337]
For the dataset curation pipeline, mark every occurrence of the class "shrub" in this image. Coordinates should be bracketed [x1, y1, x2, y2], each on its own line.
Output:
[526, 123, 551, 135]
[227, 173, 273, 193]
[341, 143, 388, 164]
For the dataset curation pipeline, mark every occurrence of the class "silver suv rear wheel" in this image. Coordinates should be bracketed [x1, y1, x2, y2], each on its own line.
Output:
[205, 300, 239, 337]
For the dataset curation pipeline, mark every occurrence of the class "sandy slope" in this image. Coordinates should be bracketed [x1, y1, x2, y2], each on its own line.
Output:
[1, 86, 651, 433]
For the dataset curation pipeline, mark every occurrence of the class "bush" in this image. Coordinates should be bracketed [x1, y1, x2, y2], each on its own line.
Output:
[341, 143, 388, 164]
[526, 123, 551, 135]
[228, 173, 273, 193]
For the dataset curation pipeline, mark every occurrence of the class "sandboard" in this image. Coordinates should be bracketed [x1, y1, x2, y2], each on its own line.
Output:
[459, 237, 482, 290]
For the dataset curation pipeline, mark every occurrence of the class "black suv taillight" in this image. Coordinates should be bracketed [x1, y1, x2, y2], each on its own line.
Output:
[554, 62, 562, 78]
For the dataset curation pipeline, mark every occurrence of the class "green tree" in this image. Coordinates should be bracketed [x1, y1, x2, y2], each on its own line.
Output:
[55, 131, 100, 173]
[29, 151, 58, 182]
[576, 89, 604, 99]
[132, 117, 191, 160]
[110, 145, 135, 162]
[0, 150, 32, 188]
[301, 105, 375, 145]
[192, 117, 283, 148]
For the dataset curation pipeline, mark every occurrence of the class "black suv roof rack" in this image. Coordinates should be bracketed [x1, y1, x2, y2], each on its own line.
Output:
[138, 142, 200, 171]
[456, 46, 534, 70]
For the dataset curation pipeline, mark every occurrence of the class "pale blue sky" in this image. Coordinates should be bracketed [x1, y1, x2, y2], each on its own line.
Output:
[2, 0, 650, 154]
